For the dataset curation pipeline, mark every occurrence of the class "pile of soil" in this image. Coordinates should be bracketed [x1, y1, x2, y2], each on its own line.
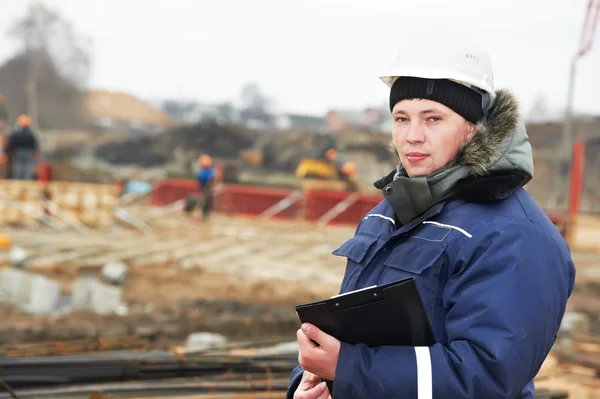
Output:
[94, 136, 168, 167]
[93, 123, 256, 167]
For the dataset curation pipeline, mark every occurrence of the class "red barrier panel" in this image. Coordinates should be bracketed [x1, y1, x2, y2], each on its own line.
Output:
[152, 179, 198, 206]
[151, 180, 569, 233]
[360, 193, 385, 214]
[220, 184, 301, 219]
[304, 189, 383, 225]
[151, 180, 299, 218]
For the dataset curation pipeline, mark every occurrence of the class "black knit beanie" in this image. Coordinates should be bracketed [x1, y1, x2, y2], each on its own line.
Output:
[389, 77, 483, 123]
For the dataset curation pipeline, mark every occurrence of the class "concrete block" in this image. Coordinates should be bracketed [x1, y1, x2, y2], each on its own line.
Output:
[8, 247, 29, 269]
[102, 261, 128, 285]
[0, 268, 29, 304]
[1, 270, 63, 314]
[23, 274, 62, 315]
[90, 282, 126, 315]
[184, 332, 228, 351]
[72, 276, 100, 310]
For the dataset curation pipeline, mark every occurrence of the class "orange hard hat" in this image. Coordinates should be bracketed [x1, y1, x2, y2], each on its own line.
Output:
[0, 234, 12, 250]
[17, 114, 32, 127]
[325, 148, 338, 161]
[341, 161, 357, 177]
[198, 154, 213, 168]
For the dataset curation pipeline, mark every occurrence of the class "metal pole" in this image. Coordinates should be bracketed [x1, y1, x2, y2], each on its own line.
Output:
[556, 0, 599, 212]
[555, 61, 577, 211]
[562, 62, 576, 161]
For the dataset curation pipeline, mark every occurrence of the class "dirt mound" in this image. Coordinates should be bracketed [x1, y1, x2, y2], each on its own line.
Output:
[94, 136, 168, 167]
[164, 122, 256, 159]
[85, 90, 171, 129]
[93, 123, 256, 167]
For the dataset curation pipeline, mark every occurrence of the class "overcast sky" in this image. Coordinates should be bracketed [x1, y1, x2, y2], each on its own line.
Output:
[1, 0, 599, 118]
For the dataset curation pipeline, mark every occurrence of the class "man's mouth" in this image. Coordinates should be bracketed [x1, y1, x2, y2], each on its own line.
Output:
[406, 152, 428, 163]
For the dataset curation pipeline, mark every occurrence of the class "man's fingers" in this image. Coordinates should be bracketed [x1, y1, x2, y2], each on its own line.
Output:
[297, 328, 318, 349]
[297, 370, 320, 390]
[305, 381, 328, 399]
[295, 380, 327, 399]
[305, 371, 320, 383]
[301, 323, 332, 348]
[297, 329, 319, 372]
[314, 382, 332, 399]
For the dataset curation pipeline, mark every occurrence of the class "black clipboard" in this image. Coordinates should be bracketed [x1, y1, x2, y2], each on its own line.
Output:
[294, 277, 436, 395]
[295, 277, 436, 348]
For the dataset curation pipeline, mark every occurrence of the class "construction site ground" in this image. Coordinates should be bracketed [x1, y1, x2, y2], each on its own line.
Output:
[0, 211, 352, 344]
[2, 209, 600, 396]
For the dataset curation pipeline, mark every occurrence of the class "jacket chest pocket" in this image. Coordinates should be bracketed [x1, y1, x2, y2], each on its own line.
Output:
[332, 234, 379, 293]
[380, 238, 447, 317]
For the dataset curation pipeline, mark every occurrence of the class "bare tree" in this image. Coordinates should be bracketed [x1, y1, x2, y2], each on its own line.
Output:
[241, 83, 268, 111]
[239, 83, 273, 124]
[161, 100, 200, 122]
[2, 2, 92, 129]
[216, 101, 236, 122]
[526, 94, 551, 124]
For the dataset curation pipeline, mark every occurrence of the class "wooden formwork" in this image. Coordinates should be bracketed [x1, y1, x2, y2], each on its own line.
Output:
[0, 180, 120, 228]
[567, 214, 600, 253]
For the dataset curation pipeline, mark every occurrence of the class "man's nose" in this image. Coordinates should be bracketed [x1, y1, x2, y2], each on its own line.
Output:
[406, 121, 426, 143]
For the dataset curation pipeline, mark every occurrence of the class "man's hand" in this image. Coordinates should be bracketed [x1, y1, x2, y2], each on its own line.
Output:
[297, 323, 341, 381]
[294, 370, 332, 399]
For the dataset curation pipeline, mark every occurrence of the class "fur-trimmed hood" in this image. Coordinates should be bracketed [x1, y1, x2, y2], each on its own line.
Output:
[375, 89, 534, 225]
[450, 89, 533, 178]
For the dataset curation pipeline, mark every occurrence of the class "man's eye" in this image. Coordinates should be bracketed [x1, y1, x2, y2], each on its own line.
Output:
[395, 117, 407, 123]
[428, 117, 441, 122]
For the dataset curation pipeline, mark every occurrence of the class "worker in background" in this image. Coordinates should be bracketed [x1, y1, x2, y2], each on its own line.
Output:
[325, 148, 358, 190]
[288, 29, 574, 399]
[314, 131, 338, 160]
[6, 114, 39, 180]
[0, 97, 10, 178]
[196, 154, 216, 221]
[0, 121, 6, 177]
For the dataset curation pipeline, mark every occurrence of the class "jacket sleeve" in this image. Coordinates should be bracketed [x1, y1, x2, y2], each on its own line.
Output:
[332, 217, 575, 399]
[5, 134, 14, 154]
[286, 364, 304, 399]
[31, 133, 39, 151]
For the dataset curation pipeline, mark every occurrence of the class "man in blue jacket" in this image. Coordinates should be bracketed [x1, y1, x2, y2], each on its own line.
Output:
[287, 33, 575, 399]
[6, 114, 39, 180]
[196, 154, 216, 221]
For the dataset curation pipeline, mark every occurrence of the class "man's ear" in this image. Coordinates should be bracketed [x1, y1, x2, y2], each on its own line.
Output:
[466, 121, 478, 141]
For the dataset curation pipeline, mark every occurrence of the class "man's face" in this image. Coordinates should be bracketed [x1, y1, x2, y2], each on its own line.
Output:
[392, 99, 477, 177]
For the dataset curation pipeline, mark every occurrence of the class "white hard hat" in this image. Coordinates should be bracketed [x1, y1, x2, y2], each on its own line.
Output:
[379, 30, 496, 111]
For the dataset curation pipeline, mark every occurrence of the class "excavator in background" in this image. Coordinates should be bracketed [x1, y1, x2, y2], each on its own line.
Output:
[239, 131, 360, 192]
[295, 148, 358, 191]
